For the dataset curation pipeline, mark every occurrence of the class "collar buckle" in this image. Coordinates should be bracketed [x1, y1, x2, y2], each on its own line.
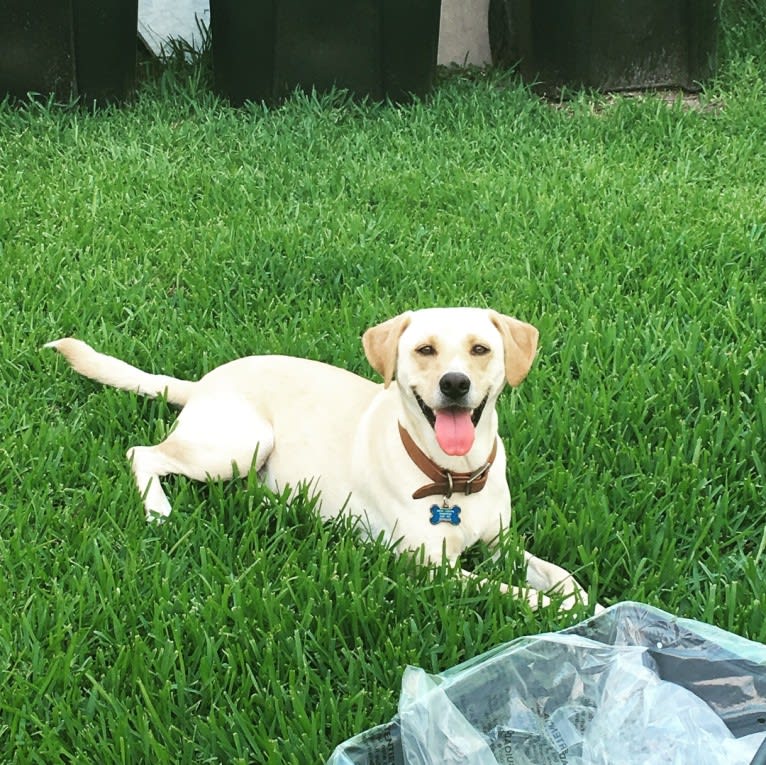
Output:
[464, 462, 491, 495]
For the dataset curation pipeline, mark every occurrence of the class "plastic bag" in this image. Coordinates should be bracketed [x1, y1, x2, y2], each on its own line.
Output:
[328, 602, 766, 765]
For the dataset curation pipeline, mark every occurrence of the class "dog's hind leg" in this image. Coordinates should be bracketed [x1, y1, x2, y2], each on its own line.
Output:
[127, 393, 275, 521]
[127, 445, 177, 520]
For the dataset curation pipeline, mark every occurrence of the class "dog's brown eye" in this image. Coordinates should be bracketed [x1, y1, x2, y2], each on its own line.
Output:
[471, 344, 490, 356]
[416, 345, 436, 356]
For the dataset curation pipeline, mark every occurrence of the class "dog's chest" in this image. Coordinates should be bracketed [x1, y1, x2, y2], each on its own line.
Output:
[434, 515, 479, 562]
[388, 490, 504, 563]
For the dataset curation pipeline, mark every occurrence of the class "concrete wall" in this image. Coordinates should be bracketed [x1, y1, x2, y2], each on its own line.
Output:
[139, 0, 494, 69]
[437, 0, 491, 67]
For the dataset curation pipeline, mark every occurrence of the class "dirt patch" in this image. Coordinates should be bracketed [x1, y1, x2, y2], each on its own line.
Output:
[549, 88, 723, 115]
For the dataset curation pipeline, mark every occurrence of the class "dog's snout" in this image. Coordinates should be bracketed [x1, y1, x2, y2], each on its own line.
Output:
[439, 372, 471, 401]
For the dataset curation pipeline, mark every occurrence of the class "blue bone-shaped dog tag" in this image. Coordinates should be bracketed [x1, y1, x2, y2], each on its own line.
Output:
[430, 504, 461, 526]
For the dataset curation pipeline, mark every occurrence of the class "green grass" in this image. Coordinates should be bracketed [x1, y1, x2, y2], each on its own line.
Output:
[1, 5, 766, 762]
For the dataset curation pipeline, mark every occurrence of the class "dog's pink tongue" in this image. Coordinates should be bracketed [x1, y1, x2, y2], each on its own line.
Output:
[434, 409, 475, 456]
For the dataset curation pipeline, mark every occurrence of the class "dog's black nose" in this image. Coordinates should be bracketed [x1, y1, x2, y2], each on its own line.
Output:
[439, 372, 471, 401]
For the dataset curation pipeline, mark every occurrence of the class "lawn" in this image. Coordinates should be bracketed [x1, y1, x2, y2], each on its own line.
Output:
[1, 4, 765, 763]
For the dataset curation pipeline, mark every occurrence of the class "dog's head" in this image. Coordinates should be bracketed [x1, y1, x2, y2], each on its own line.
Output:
[363, 308, 538, 457]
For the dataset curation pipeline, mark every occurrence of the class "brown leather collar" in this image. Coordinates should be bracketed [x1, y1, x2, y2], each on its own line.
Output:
[398, 423, 498, 500]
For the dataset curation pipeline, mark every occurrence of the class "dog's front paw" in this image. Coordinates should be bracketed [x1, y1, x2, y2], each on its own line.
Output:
[145, 508, 170, 524]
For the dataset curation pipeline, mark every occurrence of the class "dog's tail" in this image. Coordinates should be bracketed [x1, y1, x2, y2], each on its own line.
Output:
[45, 338, 195, 406]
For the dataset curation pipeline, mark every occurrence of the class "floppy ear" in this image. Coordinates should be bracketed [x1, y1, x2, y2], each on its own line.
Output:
[362, 312, 412, 388]
[489, 311, 540, 387]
